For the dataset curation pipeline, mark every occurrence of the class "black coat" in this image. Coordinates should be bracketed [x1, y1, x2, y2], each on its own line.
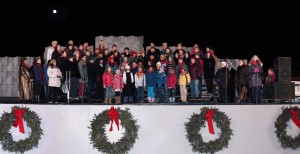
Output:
[203, 57, 215, 78]
[235, 65, 248, 89]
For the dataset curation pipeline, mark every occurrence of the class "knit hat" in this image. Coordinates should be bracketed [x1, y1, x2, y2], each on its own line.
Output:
[125, 65, 130, 70]
[156, 61, 161, 66]
[183, 65, 188, 71]
[221, 61, 227, 66]
[130, 51, 136, 56]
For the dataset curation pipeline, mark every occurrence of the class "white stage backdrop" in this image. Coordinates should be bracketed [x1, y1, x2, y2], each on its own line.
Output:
[0, 104, 300, 154]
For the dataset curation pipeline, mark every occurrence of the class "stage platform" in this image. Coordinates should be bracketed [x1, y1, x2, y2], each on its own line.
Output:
[0, 103, 300, 154]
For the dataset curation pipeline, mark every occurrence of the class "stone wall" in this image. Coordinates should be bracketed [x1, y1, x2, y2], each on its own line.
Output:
[0, 57, 34, 97]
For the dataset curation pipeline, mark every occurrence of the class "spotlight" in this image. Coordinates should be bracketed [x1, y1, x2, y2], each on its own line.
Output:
[53, 9, 57, 14]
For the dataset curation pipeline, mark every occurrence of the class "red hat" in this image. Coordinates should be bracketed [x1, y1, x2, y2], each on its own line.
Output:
[207, 50, 215, 57]
[130, 51, 136, 56]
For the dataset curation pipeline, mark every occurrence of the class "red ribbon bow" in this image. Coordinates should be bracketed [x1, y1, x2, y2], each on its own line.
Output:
[205, 109, 215, 134]
[290, 108, 300, 129]
[108, 107, 120, 132]
[13, 109, 25, 134]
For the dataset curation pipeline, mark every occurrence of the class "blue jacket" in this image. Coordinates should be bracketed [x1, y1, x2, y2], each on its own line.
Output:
[157, 72, 166, 88]
[146, 72, 157, 87]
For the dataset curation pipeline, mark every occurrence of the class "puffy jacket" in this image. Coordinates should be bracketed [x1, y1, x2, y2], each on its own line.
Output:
[178, 73, 191, 86]
[167, 74, 177, 88]
[102, 72, 113, 87]
[157, 72, 166, 88]
[113, 75, 124, 91]
[146, 72, 157, 87]
[47, 67, 62, 87]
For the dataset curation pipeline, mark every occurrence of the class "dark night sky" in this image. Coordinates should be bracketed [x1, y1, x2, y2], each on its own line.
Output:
[1, 2, 300, 75]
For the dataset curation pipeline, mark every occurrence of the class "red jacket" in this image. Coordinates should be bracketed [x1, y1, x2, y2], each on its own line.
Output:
[113, 75, 124, 90]
[102, 72, 113, 87]
[167, 74, 177, 88]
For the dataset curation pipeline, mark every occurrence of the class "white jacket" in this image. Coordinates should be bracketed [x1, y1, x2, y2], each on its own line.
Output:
[134, 74, 146, 88]
[47, 67, 62, 87]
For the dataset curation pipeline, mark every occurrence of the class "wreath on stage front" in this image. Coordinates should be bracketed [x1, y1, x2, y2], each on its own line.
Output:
[0, 106, 43, 153]
[275, 106, 300, 150]
[185, 107, 233, 154]
[89, 107, 139, 154]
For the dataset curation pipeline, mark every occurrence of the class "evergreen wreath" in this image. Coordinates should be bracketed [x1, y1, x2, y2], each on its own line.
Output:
[0, 106, 43, 153]
[89, 107, 139, 154]
[185, 107, 233, 154]
[274, 106, 300, 150]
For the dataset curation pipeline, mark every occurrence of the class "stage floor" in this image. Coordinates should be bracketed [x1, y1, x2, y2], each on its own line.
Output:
[0, 97, 297, 105]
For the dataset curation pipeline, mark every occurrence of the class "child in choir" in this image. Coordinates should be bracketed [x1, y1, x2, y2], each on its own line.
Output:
[167, 68, 177, 102]
[113, 69, 124, 104]
[135, 66, 146, 103]
[103, 66, 114, 104]
[178, 65, 191, 103]
[146, 66, 157, 103]
[123, 65, 135, 103]
[157, 66, 167, 102]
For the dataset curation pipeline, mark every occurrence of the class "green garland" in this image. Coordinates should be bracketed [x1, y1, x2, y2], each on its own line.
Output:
[0, 106, 43, 153]
[274, 106, 300, 150]
[185, 107, 233, 154]
[89, 107, 139, 154]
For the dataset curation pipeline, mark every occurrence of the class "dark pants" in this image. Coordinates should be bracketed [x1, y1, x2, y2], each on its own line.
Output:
[34, 84, 43, 97]
[158, 87, 165, 103]
[205, 77, 214, 93]
[95, 82, 104, 99]
[136, 87, 144, 102]
[48, 86, 59, 102]
[219, 83, 227, 103]
[168, 88, 175, 97]
[251, 86, 262, 103]
[87, 78, 96, 99]
[70, 77, 78, 98]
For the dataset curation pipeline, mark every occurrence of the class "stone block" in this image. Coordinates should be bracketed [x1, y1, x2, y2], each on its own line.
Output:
[6, 76, 12, 84]
[2, 83, 7, 90]
[0, 63, 2, 72]
[13, 57, 19, 65]
[7, 63, 13, 71]
[105, 36, 113, 43]
[1, 57, 8, 65]
[120, 36, 127, 43]
[137, 36, 144, 43]
[113, 36, 121, 43]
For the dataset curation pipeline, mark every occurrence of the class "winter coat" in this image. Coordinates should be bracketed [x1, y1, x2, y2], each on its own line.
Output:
[78, 60, 88, 82]
[47, 67, 62, 87]
[167, 74, 177, 88]
[215, 67, 230, 86]
[19, 65, 34, 100]
[102, 72, 113, 87]
[178, 73, 191, 86]
[203, 57, 215, 78]
[235, 65, 248, 88]
[157, 72, 166, 88]
[123, 72, 135, 96]
[189, 63, 203, 80]
[146, 72, 157, 87]
[113, 75, 124, 91]
[248, 63, 263, 87]
[135, 73, 146, 88]
[32, 63, 44, 85]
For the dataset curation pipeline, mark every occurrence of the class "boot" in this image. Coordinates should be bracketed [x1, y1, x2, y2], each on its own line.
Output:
[104, 98, 108, 104]
[116, 96, 121, 104]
